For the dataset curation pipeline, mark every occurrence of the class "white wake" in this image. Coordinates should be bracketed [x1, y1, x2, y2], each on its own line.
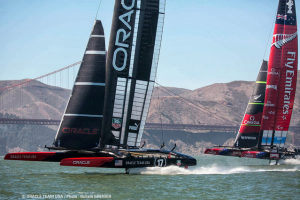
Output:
[278, 158, 300, 165]
[128, 164, 300, 175]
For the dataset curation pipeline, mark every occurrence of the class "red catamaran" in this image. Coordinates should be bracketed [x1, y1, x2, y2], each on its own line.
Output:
[205, 0, 299, 164]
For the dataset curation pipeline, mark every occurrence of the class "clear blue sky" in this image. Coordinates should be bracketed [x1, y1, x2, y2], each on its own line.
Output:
[0, 0, 299, 90]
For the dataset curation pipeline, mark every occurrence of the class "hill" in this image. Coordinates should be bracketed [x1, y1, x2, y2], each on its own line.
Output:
[1, 72, 300, 155]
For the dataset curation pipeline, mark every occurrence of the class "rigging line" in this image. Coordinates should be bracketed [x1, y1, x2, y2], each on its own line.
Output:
[263, 11, 277, 61]
[0, 61, 81, 92]
[156, 85, 227, 123]
[156, 81, 165, 146]
[95, 0, 102, 21]
[156, 83, 233, 124]
[157, 87, 234, 126]
[154, 82, 238, 125]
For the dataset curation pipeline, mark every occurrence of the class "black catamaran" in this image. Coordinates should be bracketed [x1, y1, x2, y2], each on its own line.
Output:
[205, 0, 299, 163]
[5, 0, 196, 170]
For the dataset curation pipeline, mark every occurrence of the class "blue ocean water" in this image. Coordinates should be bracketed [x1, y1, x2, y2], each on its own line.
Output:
[1, 155, 299, 200]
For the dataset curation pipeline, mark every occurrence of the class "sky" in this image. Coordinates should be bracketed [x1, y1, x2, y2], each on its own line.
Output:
[0, 0, 299, 90]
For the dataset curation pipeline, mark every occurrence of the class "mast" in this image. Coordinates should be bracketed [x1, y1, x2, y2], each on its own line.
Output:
[234, 61, 268, 148]
[260, 0, 298, 149]
[54, 20, 106, 150]
[100, 0, 166, 148]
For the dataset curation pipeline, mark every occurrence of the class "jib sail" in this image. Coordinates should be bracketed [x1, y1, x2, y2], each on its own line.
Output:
[234, 61, 268, 148]
[259, 0, 298, 148]
[100, 0, 166, 148]
[54, 20, 106, 149]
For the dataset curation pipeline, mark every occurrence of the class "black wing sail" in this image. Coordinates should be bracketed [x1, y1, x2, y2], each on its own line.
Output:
[233, 61, 268, 148]
[101, 0, 166, 148]
[54, 20, 106, 150]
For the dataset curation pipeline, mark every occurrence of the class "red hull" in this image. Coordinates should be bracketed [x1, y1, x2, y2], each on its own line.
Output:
[4, 152, 56, 161]
[204, 148, 222, 155]
[240, 151, 262, 158]
[60, 157, 114, 167]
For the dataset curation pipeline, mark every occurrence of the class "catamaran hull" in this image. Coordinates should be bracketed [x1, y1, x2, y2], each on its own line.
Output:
[4, 151, 116, 162]
[4, 149, 196, 168]
[59, 157, 195, 168]
[204, 148, 298, 160]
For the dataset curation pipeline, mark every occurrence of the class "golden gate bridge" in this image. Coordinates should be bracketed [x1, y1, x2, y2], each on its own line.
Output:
[0, 61, 299, 139]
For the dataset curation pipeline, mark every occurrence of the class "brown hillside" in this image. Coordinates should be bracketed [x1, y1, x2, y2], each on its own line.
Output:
[1, 71, 300, 154]
[0, 80, 70, 120]
[2, 73, 300, 126]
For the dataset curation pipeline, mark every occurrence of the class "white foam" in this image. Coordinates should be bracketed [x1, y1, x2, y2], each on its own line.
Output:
[127, 164, 300, 175]
[278, 158, 300, 165]
[255, 167, 299, 172]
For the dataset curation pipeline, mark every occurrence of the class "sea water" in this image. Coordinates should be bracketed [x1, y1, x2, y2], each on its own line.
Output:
[1, 155, 299, 200]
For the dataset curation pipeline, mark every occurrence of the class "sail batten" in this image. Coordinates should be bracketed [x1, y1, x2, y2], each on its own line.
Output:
[85, 51, 106, 54]
[74, 82, 105, 86]
[90, 35, 105, 37]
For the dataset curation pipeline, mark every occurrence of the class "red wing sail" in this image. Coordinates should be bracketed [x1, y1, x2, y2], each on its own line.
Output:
[260, 0, 298, 148]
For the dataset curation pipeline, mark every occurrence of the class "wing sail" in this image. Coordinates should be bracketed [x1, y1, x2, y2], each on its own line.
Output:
[234, 61, 268, 148]
[100, 0, 166, 148]
[260, 0, 298, 148]
[54, 20, 106, 150]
